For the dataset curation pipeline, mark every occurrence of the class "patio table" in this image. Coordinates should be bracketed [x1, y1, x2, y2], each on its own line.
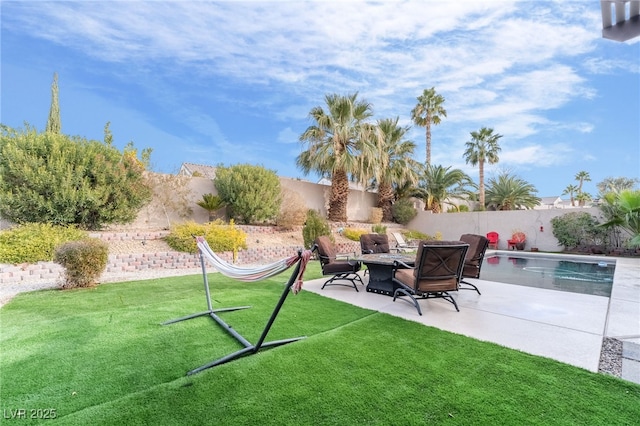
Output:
[354, 253, 416, 296]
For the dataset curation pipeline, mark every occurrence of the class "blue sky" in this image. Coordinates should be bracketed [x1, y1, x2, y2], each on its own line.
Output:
[1, 1, 639, 198]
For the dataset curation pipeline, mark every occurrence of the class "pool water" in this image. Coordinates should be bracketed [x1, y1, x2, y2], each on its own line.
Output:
[480, 254, 615, 297]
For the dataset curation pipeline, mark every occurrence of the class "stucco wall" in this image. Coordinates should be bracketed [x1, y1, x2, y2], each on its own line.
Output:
[407, 207, 604, 252]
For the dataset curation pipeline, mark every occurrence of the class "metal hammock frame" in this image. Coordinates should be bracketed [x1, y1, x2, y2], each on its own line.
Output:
[163, 237, 313, 375]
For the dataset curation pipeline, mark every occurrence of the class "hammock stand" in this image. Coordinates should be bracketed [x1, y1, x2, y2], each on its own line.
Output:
[163, 238, 312, 376]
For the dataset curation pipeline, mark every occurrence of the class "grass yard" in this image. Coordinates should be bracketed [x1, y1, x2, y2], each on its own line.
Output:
[1, 262, 639, 425]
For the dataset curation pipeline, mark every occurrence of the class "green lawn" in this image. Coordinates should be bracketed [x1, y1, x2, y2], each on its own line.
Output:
[1, 262, 639, 425]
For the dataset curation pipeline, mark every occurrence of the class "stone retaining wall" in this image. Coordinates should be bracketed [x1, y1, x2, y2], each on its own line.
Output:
[0, 242, 361, 285]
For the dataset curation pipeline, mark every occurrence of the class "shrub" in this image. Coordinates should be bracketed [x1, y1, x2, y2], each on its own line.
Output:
[54, 238, 109, 289]
[196, 193, 226, 222]
[276, 188, 307, 230]
[551, 212, 608, 250]
[0, 125, 152, 230]
[214, 164, 281, 224]
[392, 198, 417, 225]
[402, 230, 441, 242]
[446, 204, 469, 213]
[164, 220, 247, 259]
[370, 207, 383, 224]
[0, 223, 87, 264]
[302, 210, 332, 249]
[342, 228, 368, 242]
[372, 224, 387, 234]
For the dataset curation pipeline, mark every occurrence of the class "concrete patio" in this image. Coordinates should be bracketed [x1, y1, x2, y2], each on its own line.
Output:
[302, 254, 640, 384]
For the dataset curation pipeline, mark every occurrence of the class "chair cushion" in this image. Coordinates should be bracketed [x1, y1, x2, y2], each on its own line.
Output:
[315, 236, 337, 262]
[360, 234, 390, 254]
[459, 234, 488, 266]
[323, 260, 361, 274]
[413, 240, 466, 277]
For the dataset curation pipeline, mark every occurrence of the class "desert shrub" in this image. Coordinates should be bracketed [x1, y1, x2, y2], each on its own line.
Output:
[551, 212, 607, 250]
[342, 228, 368, 242]
[392, 198, 417, 225]
[276, 189, 307, 230]
[446, 204, 469, 213]
[372, 224, 387, 234]
[214, 164, 281, 224]
[402, 229, 441, 242]
[54, 238, 109, 289]
[302, 210, 332, 249]
[0, 223, 87, 264]
[0, 125, 152, 230]
[164, 220, 247, 256]
[370, 207, 383, 224]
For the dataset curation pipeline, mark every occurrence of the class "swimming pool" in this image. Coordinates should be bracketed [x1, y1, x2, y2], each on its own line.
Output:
[480, 253, 615, 297]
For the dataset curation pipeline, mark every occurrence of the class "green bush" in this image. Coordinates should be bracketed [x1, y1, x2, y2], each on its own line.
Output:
[372, 224, 387, 234]
[0, 125, 152, 230]
[550, 212, 608, 250]
[392, 198, 417, 225]
[54, 238, 109, 289]
[446, 204, 469, 213]
[342, 228, 368, 242]
[302, 210, 332, 249]
[164, 220, 247, 257]
[402, 229, 440, 241]
[214, 164, 281, 224]
[0, 223, 87, 264]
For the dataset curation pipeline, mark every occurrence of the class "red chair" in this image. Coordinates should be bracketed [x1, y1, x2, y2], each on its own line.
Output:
[486, 232, 499, 249]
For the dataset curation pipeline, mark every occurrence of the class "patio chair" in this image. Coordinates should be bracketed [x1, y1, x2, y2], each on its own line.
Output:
[391, 241, 469, 316]
[314, 236, 364, 291]
[486, 231, 499, 249]
[391, 232, 418, 252]
[458, 234, 489, 295]
[360, 234, 390, 254]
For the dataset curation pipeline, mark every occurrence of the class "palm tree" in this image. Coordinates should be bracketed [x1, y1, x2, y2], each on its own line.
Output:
[575, 191, 593, 207]
[411, 87, 446, 166]
[197, 193, 226, 221]
[414, 164, 475, 213]
[575, 170, 591, 194]
[562, 184, 579, 207]
[596, 176, 639, 195]
[297, 93, 374, 222]
[484, 172, 540, 210]
[366, 118, 419, 222]
[600, 189, 640, 247]
[463, 127, 502, 209]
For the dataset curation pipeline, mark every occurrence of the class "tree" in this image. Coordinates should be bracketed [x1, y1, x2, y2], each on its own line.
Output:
[197, 193, 226, 221]
[575, 170, 591, 194]
[0, 125, 152, 229]
[484, 172, 541, 210]
[562, 184, 579, 207]
[597, 176, 639, 195]
[297, 92, 375, 222]
[414, 164, 474, 213]
[463, 127, 502, 208]
[600, 189, 640, 247]
[214, 164, 281, 224]
[45, 72, 61, 134]
[368, 117, 418, 221]
[411, 87, 446, 166]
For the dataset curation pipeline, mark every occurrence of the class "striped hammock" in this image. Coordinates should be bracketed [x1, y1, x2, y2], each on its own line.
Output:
[195, 236, 311, 293]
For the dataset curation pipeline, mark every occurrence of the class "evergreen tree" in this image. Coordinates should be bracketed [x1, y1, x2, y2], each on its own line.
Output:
[45, 72, 61, 134]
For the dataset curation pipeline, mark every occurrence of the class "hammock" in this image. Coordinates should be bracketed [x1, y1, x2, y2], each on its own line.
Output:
[163, 236, 315, 375]
[195, 236, 310, 294]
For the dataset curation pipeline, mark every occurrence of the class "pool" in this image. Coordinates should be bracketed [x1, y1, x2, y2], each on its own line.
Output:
[480, 253, 615, 297]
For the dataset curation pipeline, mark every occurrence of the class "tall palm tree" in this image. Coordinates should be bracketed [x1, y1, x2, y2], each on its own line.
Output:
[297, 93, 374, 222]
[366, 118, 419, 221]
[575, 170, 591, 194]
[411, 87, 446, 166]
[463, 127, 502, 209]
[485, 172, 540, 210]
[414, 164, 475, 213]
[562, 184, 579, 207]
